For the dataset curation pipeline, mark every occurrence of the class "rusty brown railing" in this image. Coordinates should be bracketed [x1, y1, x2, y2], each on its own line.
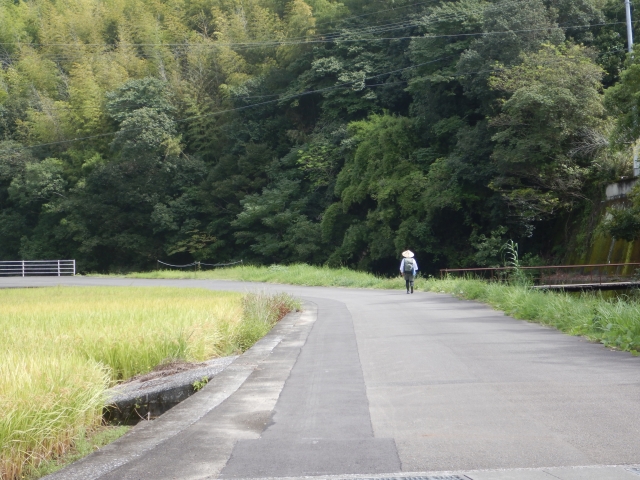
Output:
[440, 263, 640, 286]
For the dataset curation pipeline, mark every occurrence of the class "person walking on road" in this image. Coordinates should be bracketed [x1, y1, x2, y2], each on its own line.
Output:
[400, 250, 418, 294]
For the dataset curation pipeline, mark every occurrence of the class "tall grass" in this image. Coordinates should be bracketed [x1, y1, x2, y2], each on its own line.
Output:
[128, 264, 407, 289]
[22, 426, 130, 480]
[130, 264, 640, 353]
[1, 287, 298, 480]
[422, 276, 640, 353]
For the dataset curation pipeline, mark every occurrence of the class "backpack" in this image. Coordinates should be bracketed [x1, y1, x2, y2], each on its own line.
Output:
[403, 258, 414, 273]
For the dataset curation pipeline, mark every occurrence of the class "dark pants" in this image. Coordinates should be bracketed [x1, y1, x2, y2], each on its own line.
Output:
[404, 273, 414, 291]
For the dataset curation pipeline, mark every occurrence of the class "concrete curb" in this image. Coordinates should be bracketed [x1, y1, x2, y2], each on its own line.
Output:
[105, 356, 238, 424]
[44, 302, 317, 480]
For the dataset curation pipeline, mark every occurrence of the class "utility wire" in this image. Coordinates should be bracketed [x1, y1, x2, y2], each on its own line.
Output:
[8, 34, 629, 116]
[0, 21, 625, 50]
[0, 0, 576, 54]
[313, 2, 431, 27]
[2, 36, 629, 141]
[0, 7, 478, 50]
[0, 16, 425, 48]
[0, 16, 629, 148]
[15, 52, 432, 114]
[0, 57, 451, 154]
[0, 0, 594, 50]
[1, 0, 633, 55]
[0, 13, 626, 69]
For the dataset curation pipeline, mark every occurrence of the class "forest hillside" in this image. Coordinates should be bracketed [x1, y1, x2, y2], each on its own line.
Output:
[1, 0, 640, 273]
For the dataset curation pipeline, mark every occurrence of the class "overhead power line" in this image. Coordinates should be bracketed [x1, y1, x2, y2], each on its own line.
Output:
[16, 43, 626, 117]
[0, 38, 616, 156]
[0, 15, 426, 48]
[313, 2, 431, 27]
[0, 0, 609, 51]
[0, 5, 473, 51]
[0, 15, 628, 153]
[3, 34, 617, 156]
[0, 57, 451, 154]
[1, 14, 627, 119]
[0, 21, 626, 51]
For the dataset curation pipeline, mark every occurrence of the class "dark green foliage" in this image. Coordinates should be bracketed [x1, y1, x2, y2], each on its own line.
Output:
[605, 51, 640, 146]
[603, 185, 640, 241]
[489, 44, 606, 226]
[0, 0, 632, 273]
[604, 207, 640, 241]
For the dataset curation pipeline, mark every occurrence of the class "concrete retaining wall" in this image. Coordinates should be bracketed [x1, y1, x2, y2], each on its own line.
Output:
[105, 356, 237, 424]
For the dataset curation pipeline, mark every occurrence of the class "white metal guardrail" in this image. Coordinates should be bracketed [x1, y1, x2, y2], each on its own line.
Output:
[0, 260, 76, 276]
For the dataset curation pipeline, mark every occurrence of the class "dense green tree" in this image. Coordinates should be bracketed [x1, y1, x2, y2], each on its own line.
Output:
[0, 0, 631, 273]
[605, 50, 640, 147]
[489, 44, 606, 226]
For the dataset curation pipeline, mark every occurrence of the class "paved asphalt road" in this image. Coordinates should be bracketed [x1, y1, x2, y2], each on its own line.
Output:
[3, 276, 640, 480]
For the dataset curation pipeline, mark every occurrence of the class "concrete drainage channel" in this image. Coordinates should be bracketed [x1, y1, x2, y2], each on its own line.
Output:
[104, 356, 238, 424]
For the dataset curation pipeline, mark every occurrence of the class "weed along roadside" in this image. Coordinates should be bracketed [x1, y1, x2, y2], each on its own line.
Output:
[0, 287, 299, 480]
[127, 263, 640, 354]
[431, 277, 640, 355]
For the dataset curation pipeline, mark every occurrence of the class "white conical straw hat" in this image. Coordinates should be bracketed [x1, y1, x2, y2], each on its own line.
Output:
[402, 250, 414, 258]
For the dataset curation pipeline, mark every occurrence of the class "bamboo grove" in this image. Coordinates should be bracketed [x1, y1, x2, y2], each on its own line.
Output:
[1, 0, 640, 273]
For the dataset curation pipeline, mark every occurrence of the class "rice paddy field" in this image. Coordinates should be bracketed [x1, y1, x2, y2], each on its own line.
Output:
[0, 286, 297, 480]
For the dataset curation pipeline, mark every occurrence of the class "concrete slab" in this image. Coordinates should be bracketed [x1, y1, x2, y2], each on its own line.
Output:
[540, 466, 640, 479]
[108, 357, 237, 405]
[221, 439, 399, 477]
[348, 291, 640, 471]
[107, 356, 237, 422]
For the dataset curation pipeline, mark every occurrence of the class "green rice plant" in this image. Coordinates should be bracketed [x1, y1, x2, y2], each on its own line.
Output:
[233, 292, 300, 351]
[0, 287, 296, 480]
[0, 351, 107, 480]
[20, 426, 130, 480]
